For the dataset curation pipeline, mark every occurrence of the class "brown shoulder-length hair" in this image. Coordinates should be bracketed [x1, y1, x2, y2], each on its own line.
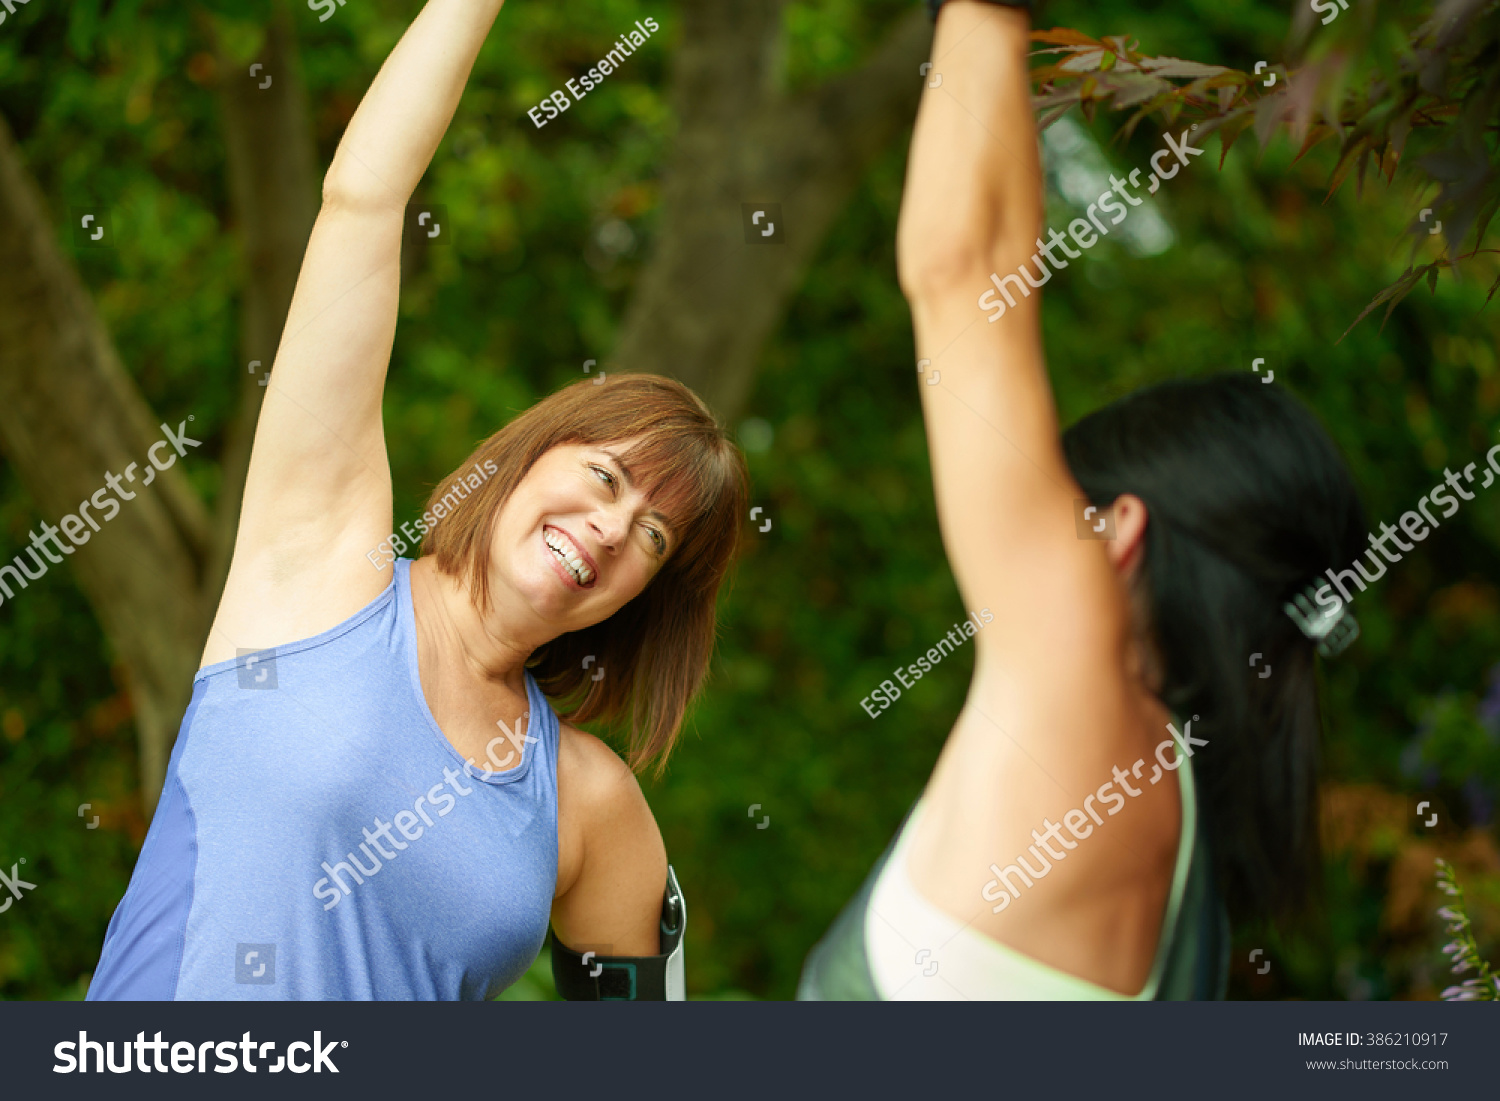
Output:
[419, 374, 749, 777]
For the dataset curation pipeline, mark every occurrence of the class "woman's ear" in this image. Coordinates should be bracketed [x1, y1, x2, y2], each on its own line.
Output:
[1104, 494, 1149, 580]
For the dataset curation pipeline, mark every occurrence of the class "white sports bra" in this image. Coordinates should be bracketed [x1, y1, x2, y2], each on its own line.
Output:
[864, 751, 1199, 1000]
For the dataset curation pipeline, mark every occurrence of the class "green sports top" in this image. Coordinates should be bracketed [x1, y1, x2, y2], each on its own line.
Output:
[796, 743, 1230, 1000]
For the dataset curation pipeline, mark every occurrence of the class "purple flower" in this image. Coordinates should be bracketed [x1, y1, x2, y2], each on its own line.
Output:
[1477, 662, 1500, 730]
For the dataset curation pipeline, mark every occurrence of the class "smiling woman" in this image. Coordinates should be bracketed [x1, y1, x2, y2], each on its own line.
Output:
[84, 0, 748, 1003]
[419, 373, 748, 773]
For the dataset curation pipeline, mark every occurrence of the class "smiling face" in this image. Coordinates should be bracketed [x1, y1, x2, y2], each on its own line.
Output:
[487, 437, 675, 634]
[418, 374, 750, 775]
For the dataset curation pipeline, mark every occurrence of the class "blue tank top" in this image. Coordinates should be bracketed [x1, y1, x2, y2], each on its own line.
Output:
[88, 557, 560, 1000]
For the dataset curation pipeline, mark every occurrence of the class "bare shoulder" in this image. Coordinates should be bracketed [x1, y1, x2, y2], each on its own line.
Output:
[551, 722, 666, 954]
[555, 722, 662, 871]
[557, 723, 640, 806]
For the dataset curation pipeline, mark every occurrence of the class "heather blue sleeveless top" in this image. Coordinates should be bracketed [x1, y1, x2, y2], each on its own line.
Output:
[88, 557, 560, 1000]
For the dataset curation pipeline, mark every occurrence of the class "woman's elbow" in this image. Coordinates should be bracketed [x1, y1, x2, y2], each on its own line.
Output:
[320, 159, 401, 216]
[897, 240, 997, 307]
[898, 193, 1044, 304]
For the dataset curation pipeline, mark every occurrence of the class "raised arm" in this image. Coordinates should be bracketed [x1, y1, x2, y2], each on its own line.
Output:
[322, 0, 506, 211]
[896, 2, 1131, 692]
[896, 4, 1175, 983]
[203, 0, 506, 666]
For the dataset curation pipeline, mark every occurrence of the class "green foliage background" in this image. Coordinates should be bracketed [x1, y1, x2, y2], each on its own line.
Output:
[2, 0, 1498, 1000]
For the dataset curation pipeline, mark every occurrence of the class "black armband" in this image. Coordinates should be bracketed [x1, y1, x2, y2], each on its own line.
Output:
[926, 0, 1033, 21]
[551, 865, 686, 1000]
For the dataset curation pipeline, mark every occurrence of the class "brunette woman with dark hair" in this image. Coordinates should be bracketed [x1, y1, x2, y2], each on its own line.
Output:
[799, 0, 1366, 999]
[89, 0, 746, 1001]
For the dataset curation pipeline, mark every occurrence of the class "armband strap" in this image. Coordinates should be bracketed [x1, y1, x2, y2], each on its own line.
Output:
[925, 0, 1033, 21]
[551, 864, 686, 1000]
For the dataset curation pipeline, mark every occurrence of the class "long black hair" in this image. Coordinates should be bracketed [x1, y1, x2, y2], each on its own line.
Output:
[1062, 373, 1367, 924]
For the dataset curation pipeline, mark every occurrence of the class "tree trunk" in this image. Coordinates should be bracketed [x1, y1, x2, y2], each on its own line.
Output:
[0, 0, 319, 817]
[0, 111, 212, 817]
[613, 1, 931, 423]
[198, 0, 321, 598]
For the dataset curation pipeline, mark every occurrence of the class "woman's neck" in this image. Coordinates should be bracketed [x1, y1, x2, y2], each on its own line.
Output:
[408, 556, 540, 694]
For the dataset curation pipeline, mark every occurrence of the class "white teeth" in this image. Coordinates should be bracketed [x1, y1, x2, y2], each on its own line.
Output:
[545, 528, 594, 586]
